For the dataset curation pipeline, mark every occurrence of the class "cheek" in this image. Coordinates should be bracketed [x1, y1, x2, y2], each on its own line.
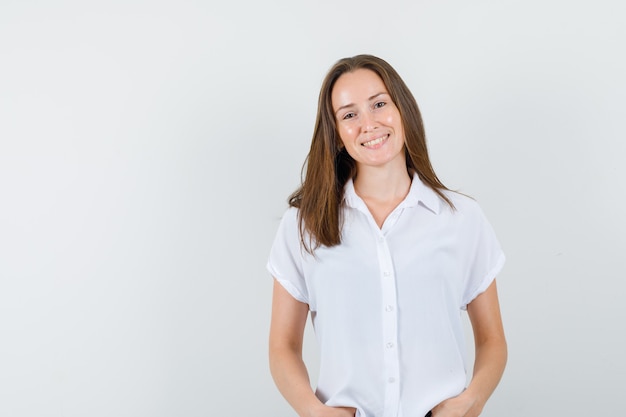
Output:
[384, 113, 397, 125]
[387, 113, 404, 137]
[339, 125, 356, 142]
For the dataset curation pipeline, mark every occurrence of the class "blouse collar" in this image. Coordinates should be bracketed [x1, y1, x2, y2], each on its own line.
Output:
[343, 173, 442, 215]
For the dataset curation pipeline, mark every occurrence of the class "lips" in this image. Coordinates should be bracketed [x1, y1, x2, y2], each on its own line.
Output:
[362, 134, 389, 147]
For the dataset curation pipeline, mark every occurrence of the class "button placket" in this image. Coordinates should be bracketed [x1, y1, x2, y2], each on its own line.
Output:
[376, 234, 400, 417]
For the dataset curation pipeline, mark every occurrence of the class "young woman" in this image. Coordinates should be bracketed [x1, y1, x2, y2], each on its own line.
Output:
[268, 55, 507, 417]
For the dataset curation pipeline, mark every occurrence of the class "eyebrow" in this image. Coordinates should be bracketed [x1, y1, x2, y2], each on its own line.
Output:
[334, 92, 388, 116]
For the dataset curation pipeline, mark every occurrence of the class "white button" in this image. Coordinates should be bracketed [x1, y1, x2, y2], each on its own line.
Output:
[383, 271, 391, 277]
[385, 305, 394, 312]
[378, 236, 385, 242]
[386, 342, 394, 349]
[388, 377, 395, 383]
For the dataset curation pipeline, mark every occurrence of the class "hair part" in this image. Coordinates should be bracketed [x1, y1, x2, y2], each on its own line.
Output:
[289, 54, 454, 252]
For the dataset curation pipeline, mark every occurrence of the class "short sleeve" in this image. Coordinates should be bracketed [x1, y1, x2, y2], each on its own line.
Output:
[460, 204, 505, 309]
[267, 208, 309, 304]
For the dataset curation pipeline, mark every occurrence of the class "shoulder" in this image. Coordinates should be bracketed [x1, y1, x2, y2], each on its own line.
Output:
[275, 206, 301, 234]
[441, 190, 483, 214]
[270, 207, 305, 259]
[282, 206, 300, 222]
[436, 190, 494, 232]
[439, 191, 504, 249]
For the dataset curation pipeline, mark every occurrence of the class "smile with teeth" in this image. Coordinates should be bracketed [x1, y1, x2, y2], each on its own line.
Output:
[362, 134, 389, 147]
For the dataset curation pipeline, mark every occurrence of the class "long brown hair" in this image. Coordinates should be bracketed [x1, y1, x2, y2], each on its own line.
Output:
[289, 54, 453, 252]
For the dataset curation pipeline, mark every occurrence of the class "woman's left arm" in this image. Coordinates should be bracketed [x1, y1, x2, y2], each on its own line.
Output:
[432, 279, 507, 417]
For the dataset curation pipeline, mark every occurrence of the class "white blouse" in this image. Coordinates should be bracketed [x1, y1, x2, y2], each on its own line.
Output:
[267, 175, 505, 417]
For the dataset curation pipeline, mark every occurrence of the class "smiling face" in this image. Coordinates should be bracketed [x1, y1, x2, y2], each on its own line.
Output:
[331, 68, 406, 173]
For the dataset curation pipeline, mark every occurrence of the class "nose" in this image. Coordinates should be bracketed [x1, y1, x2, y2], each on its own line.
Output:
[360, 110, 378, 132]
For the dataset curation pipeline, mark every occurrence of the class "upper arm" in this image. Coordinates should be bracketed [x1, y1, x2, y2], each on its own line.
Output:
[466, 279, 506, 346]
[269, 278, 310, 354]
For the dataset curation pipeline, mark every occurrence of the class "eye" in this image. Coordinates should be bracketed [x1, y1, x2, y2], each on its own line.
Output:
[374, 101, 386, 109]
[342, 112, 356, 120]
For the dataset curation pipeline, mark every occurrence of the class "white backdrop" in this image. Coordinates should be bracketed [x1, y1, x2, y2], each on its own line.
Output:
[1, 1, 624, 416]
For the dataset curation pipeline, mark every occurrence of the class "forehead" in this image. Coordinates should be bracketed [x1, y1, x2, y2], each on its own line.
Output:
[331, 68, 389, 108]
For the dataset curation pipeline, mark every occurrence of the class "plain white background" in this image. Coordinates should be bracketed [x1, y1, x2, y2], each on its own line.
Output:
[1, 1, 624, 416]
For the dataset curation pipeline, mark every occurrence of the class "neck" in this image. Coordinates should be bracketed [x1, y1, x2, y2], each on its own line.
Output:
[353, 161, 412, 203]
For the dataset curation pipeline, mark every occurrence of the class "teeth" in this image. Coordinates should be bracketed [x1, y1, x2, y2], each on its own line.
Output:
[363, 135, 388, 147]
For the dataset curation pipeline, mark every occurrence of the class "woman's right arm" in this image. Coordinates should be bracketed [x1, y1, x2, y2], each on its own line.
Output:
[269, 279, 355, 417]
